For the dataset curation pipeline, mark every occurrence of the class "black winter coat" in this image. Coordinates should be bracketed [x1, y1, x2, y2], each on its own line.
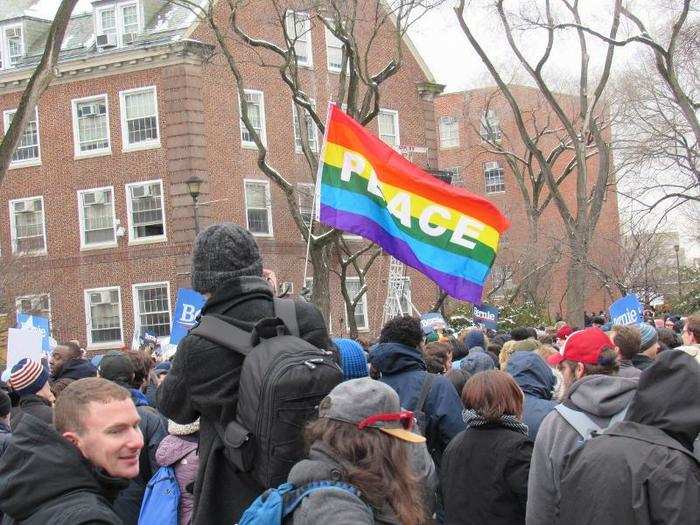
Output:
[557, 350, 700, 525]
[0, 421, 9, 457]
[10, 395, 53, 428]
[157, 276, 331, 525]
[0, 413, 127, 524]
[441, 424, 533, 525]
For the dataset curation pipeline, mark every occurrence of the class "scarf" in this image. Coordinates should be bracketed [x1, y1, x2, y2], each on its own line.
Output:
[462, 408, 529, 436]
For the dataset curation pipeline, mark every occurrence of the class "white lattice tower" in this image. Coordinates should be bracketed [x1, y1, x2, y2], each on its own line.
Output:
[382, 257, 407, 324]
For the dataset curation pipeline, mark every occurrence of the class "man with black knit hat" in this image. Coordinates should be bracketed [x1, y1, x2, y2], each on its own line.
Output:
[9, 358, 54, 426]
[157, 223, 331, 525]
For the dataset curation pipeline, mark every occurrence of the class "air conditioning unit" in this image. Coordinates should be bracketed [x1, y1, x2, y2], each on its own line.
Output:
[13, 201, 26, 213]
[132, 185, 146, 198]
[96, 32, 117, 49]
[6, 27, 21, 38]
[78, 104, 96, 118]
[484, 161, 500, 171]
[90, 290, 113, 305]
[94, 190, 109, 205]
[122, 32, 137, 45]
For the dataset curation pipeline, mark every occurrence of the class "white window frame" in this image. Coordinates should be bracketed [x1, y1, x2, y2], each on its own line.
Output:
[71, 94, 111, 159]
[238, 89, 267, 149]
[484, 161, 506, 194]
[439, 115, 460, 149]
[95, 1, 141, 48]
[125, 179, 167, 245]
[345, 277, 369, 332]
[297, 182, 315, 229]
[8, 195, 47, 256]
[84, 286, 124, 349]
[244, 179, 273, 237]
[3, 106, 41, 168]
[77, 186, 118, 250]
[15, 293, 52, 325]
[378, 109, 400, 149]
[480, 109, 502, 143]
[324, 23, 344, 73]
[285, 11, 313, 68]
[119, 86, 161, 152]
[131, 281, 172, 341]
[292, 100, 319, 153]
[0, 24, 24, 70]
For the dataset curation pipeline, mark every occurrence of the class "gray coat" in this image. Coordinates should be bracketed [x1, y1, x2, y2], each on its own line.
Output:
[526, 374, 638, 525]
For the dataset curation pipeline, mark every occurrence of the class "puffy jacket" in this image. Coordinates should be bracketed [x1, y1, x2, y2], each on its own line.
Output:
[0, 421, 10, 457]
[50, 359, 97, 398]
[526, 374, 638, 525]
[10, 395, 53, 428]
[506, 352, 557, 441]
[0, 413, 127, 524]
[156, 434, 199, 525]
[157, 275, 332, 525]
[557, 350, 700, 524]
[368, 342, 465, 457]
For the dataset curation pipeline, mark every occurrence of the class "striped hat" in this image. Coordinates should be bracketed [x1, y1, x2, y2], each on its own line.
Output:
[10, 358, 49, 397]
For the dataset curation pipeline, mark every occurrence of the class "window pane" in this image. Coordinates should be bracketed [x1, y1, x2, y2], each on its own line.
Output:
[440, 116, 459, 148]
[76, 99, 109, 152]
[130, 183, 164, 239]
[136, 285, 170, 337]
[13, 199, 45, 253]
[122, 5, 138, 33]
[246, 183, 266, 207]
[247, 209, 269, 233]
[297, 184, 314, 227]
[101, 9, 116, 32]
[293, 104, 318, 152]
[16, 294, 51, 321]
[326, 27, 343, 71]
[485, 163, 505, 193]
[286, 12, 310, 64]
[124, 90, 158, 144]
[241, 92, 263, 143]
[346, 280, 367, 328]
[480, 110, 502, 141]
[90, 289, 121, 343]
[82, 190, 115, 245]
[6, 28, 23, 64]
[5, 110, 39, 162]
[379, 112, 397, 147]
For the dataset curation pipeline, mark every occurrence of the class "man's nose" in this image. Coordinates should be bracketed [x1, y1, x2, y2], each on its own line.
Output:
[128, 426, 144, 451]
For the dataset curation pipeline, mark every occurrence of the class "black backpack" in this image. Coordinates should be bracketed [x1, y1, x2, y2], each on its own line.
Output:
[190, 298, 342, 488]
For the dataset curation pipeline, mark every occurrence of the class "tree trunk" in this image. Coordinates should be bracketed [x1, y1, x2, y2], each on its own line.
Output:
[309, 244, 332, 328]
[565, 242, 588, 327]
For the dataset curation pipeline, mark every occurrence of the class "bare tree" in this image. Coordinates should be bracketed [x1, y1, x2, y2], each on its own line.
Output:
[455, 0, 621, 325]
[0, 0, 79, 182]
[173, 0, 441, 322]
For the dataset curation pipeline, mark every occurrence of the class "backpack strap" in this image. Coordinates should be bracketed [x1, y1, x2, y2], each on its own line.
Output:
[555, 405, 602, 441]
[190, 315, 253, 355]
[280, 481, 368, 518]
[415, 373, 436, 414]
[273, 297, 300, 337]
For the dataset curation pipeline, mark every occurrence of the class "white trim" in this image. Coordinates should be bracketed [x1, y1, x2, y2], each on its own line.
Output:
[8, 195, 47, 256]
[84, 286, 124, 349]
[238, 89, 267, 149]
[243, 178, 274, 237]
[292, 100, 318, 153]
[15, 293, 52, 325]
[285, 11, 313, 69]
[125, 179, 167, 245]
[378, 108, 400, 148]
[131, 281, 172, 342]
[345, 276, 370, 332]
[71, 93, 112, 159]
[118, 85, 161, 152]
[439, 115, 460, 149]
[0, 23, 25, 71]
[324, 23, 343, 73]
[77, 186, 118, 251]
[3, 106, 41, 168]
[95, 1, 142, 49]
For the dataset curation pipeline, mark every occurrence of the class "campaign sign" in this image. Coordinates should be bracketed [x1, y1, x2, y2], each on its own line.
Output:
[420, 313, 447, 334]
[6, 328, 43, 369]
[170, 288, 206, 345]
[16, 313, 52, 352]
[609, 294, 644, 326]
[474, 304, 499, 330]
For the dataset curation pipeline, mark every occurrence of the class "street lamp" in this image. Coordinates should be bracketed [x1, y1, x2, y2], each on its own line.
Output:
[673, 244, 681, 298]
[185, 176, 203, 234]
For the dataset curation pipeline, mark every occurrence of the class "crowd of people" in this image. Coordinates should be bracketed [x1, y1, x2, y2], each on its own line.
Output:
[0, 223, 698, 525]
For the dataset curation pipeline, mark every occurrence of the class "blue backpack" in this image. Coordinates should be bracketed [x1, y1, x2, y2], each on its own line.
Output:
[239, 480, 369, 524]
[138, 466, 180, 525]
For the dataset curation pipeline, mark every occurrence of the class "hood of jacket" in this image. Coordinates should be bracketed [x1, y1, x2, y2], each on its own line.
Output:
[626, 350, 700, 451]
[130, 388, 150, 407]
[566, 374, 638, 417]
[369, 342, 426, 375]
[506, 351, 555, 400]
[53, 358, 97, 381]
[156, 434, 199, 467]
[203, 276, 272, 318]
[0, 413, 129, 521]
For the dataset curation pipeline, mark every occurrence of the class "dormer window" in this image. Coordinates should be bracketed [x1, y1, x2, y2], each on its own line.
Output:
[96, 1, 140, 50]
[0, 24, 24, 70]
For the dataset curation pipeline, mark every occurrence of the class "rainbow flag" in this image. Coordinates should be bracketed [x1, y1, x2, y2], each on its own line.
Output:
[315, 104, 510, 303]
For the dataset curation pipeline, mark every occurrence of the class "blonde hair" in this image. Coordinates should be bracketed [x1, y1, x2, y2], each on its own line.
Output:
[499, 340, 517, 368]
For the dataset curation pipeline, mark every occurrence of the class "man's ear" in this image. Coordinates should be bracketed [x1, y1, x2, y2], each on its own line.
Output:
[576, 362, 586, 379]
[62, 431, 84, 453]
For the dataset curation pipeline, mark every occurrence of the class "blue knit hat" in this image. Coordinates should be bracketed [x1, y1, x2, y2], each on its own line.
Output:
[9, 358, 49, 397]
[465, 330, 486, 350]
[333, 338, 368, 380]
[638, 323, 658, 351]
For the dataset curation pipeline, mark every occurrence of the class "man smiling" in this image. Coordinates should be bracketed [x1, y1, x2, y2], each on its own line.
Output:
[0, 378, 143, 524]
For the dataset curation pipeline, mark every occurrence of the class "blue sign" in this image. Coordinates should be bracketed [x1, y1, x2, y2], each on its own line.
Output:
[169, 288, 206, 345]
[420, 313, 447, 334]
[474, 304, 499, 330]
[16, 313, 52, 352]
[609, 294, 644, 326]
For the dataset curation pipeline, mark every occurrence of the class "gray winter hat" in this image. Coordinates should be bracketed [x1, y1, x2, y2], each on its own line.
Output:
[191, 223, 263, 294]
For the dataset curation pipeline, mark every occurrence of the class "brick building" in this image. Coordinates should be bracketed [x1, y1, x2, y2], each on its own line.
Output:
[0, 0, 446, 354]
[436, 86, 622, 317]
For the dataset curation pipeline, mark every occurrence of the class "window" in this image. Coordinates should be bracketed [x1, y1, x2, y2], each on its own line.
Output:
[239, 90, 267, 148]
[16, 293, 51, 322]
[0, 25, 24, 69]
[244, 180, 273, 236]
[484, 161, 506, 193]
[96, 2, 140, 48]
[285, 11, 312, 67]
[399, 277, 412, 315]
[345, 277, 369, 331]
[3, 107, 40, 166]
[293, 101, 318, 153]
[72, 95, 110, 157]
[325, 24, 343, 72]
[378, 109, 400, 148]
[9, 196, 46, 255]
[126, 180, 166, 243]
[119, 86, 160, 150]
[78, 187, 117, 249]
[480, 109, 502, 142]
[85, 287, 123, 347]
[297, 183, 315, 228]
[133, 282, 171, 338]
[439, 116, 459, 148]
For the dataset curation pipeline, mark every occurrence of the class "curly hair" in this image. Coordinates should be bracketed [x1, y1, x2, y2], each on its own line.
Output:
[379, 315, 423, 348]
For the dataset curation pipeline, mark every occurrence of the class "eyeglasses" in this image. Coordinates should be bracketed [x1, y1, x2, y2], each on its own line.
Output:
[357, 410, 415, 431]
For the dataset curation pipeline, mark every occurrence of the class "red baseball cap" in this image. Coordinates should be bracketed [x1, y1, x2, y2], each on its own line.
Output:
[556, 325, 573, 340]
[548, 327, 614, 366]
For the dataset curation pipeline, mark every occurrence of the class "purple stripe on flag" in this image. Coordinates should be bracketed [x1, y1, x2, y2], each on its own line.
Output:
[320, 204, 484, 303]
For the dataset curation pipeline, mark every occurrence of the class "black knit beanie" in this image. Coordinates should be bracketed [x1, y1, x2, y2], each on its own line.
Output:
[191, 223, 263, 294]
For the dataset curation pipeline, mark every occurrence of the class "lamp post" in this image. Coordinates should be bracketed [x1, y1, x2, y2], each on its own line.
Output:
[673, 244, 681, 298]
[185, 176, 203, 235]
